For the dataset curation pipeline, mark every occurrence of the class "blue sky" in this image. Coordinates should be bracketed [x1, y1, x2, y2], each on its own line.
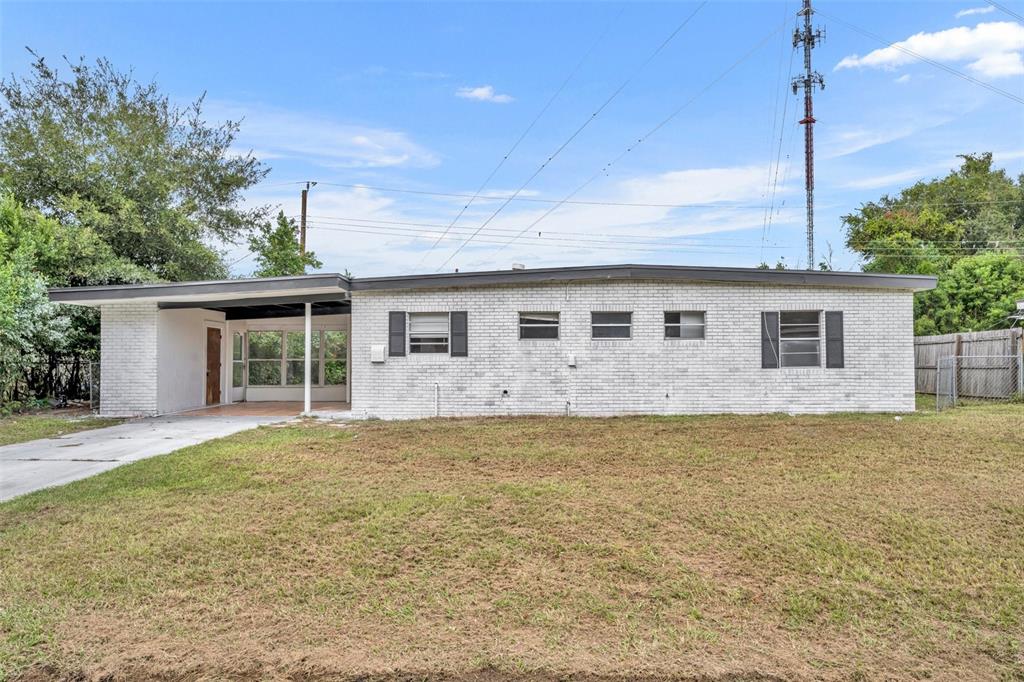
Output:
[3, 1, 1023, 276]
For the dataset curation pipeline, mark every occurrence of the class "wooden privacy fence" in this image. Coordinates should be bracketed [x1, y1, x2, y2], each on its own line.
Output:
[915, 328, 1023, 397]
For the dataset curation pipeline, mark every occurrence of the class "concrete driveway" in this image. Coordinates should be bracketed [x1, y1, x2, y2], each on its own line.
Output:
[0, 415, 284, 502]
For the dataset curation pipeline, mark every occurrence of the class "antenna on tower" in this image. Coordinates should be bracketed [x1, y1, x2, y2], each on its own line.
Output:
[792, 0, 825, 270]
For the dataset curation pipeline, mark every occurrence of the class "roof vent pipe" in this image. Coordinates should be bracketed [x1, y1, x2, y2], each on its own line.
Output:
[511, 263, 525, 270]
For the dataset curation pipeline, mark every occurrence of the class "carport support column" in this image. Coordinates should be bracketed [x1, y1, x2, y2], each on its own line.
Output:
[303, 302, 312, 415]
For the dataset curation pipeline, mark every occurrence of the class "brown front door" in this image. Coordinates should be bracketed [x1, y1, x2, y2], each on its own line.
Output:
[206, 327, 222, 405]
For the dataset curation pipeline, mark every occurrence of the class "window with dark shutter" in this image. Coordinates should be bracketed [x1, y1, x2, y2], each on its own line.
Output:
[388, 311, 406, 357]
[450, 311, 468, 357]
[761, 312, 780, 369]
[825, 311, 844, 368]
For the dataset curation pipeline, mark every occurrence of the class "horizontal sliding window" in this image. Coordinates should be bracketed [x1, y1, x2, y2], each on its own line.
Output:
[591, 312, 632, 339]
[409, 313, 449, 354]
[665, 311, 705, 339]
[779, 311, 821, 367]
[519, 312, 559, 339]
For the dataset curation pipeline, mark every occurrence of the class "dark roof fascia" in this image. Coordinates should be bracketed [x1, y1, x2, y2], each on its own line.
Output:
[349, 264, 936, 292]
[49, 273, 351, 304]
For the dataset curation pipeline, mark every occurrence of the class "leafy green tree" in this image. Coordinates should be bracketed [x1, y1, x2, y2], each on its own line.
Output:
[0, 51, 269, 282]
[843, 153, 1023, 275]
[914, 252, 1024, 335]
[0, 192, 67, 403]
[248, 211, 322, 277]
[843, 153, 1024, 333]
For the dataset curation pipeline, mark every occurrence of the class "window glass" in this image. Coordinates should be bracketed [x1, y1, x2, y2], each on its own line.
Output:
[665, 311, 705, 339]
[323, 331, 347, 385]
[232, 332, 243, 361]
[779, 311, 820, 367]
[410, 313, 449, 354]
[247, 331, 282, 385]
[248, 360, 281, 385]
[248, 331, 281, 359]
[519, 312, 559, 339]
[285, 331, 321, 385]
[591, 312, 631, 339]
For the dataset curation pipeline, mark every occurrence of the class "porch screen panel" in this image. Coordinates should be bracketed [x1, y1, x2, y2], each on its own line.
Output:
[323, 331, 347, 385]
[248, 331, 282, 385]
[286, 331, 321, 385]
[232, 332, 244, 387]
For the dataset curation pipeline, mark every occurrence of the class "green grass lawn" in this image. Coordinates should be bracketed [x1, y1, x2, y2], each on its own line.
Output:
[0, 412, 123, 447]
[1, 401, 1022, 680]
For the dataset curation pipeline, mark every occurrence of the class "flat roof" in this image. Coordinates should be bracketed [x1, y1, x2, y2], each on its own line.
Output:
[352, 264, 936, 292]
[48, 264, 936, 306]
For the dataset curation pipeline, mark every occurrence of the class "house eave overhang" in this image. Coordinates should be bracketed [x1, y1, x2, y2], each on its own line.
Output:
[349, 264, 938, 293]
[47, 265, 937, 307]
[48, 273, 351, 307]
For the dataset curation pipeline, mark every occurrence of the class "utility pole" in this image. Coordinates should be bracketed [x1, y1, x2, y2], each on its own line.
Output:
[792, 0, 824, 270]
[299, 181, 317, 255]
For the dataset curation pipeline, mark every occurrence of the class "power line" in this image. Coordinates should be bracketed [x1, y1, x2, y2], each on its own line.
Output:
[276, 180, 1021, 210]
[297, 214, 798, 243]
[488, 20, 791, 261]
[985, 0, 1024, 23]
[432, 1, 710, 272]
[817, 8, 1024, 105]
[299, 217, 793, 248]
[412, 6, 625, 271]
[304, 220, 1024, 254]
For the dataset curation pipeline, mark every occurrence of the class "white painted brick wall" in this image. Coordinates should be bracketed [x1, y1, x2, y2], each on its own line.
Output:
[350, 280, 917, 419]
[99, 303, 159, 417]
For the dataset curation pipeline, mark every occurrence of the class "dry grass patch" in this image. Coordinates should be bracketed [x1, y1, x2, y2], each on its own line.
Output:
[1, 402, 1023, 680]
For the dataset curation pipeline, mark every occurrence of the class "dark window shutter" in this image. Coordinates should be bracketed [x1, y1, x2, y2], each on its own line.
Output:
[388, 311, 405, 356]
[825, 311, 844, 368]
[450, 311, 468, 357]
[761, 312, 779, 369]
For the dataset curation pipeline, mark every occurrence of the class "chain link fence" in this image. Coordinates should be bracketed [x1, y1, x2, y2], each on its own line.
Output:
[936, 354, 1023, 411]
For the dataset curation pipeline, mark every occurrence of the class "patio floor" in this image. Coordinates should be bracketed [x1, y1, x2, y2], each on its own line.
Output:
[183, 401, 351, 417]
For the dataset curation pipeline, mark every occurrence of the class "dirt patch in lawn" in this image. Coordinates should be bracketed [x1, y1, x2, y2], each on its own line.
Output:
[2, 404, 1023, 680]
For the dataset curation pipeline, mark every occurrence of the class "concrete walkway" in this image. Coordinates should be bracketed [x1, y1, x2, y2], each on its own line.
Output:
[0, 415, 284, 502]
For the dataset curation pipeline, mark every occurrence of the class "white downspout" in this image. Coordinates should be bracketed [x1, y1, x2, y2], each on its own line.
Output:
[434, 382, 440, 417]
[303, 302, 312, 415]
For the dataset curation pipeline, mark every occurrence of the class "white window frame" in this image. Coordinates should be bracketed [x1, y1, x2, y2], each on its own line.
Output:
[778, 311, 822, 368]
[232, 331, 246, 387]
[664, 311, 705, 339]
[409, 312, 450, 354]
[519, 312, 560, 339]
[591, 312, 632, 339]
[245, 330, 346, 386]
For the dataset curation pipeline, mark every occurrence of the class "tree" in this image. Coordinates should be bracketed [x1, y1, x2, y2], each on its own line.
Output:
[913, 252, 1024, 335]
[843, 153, 1024, 333]
[0, 51, 269, 283]
[0, 192, 67, 404]
[248, 211, 322, 277]
[843, 153, 1024, 276]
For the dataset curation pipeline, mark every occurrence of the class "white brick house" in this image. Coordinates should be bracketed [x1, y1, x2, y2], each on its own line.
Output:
[49, 264, 936, 418]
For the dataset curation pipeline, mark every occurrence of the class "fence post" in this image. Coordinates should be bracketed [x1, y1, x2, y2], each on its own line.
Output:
[1017, 329, 1023, 397]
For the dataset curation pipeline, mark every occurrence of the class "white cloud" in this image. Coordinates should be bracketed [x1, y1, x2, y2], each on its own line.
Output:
[206, 101, 439, 169]
[956, 6, 996, 18]
[455, 85, 514, 104]
[835, 21, 1024, 79]
[894, 73, 912, 84]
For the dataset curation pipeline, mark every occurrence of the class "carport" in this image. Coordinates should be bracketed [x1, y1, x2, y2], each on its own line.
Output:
[48, 274, 352, 418]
